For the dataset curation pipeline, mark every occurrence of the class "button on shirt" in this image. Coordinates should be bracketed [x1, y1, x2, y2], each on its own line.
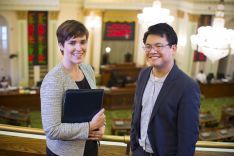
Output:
[139, 70, 168, 153]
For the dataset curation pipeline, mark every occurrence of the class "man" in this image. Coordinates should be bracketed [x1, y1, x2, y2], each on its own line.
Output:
[195, 70, 207, 84]
[130, 23, 200, 156]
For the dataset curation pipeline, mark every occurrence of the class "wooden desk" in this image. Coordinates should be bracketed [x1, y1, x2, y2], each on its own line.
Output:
[0, 90, 40, 111]
[103, 88, 135, 110]
[111, 118, 131, 135]
[100, 63, 142, 86]
[1, 88, 135, 111]
[200, 82, 234, 98]
[0, 107, 31, 126]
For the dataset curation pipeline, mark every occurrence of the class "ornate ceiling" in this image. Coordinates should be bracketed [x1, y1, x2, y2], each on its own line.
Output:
[0, 0, 233, 15]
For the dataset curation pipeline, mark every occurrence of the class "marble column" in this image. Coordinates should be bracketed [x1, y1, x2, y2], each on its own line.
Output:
[225, 49, 234, 78]
[175, 11, 199, 76]
[134, 23, 147, 67]
[17, 11, 28, 86]
[84, 10, 102, 75]
[48, 11, 59, 70]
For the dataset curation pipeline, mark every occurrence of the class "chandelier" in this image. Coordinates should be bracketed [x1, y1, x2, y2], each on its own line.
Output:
[85, 12, 101, 29]
[190, 0, 234, 62]
[137, 0, 174, 28]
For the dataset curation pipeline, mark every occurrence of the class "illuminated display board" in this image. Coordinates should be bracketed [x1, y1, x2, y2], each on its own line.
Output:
[103, 22, 135, 41]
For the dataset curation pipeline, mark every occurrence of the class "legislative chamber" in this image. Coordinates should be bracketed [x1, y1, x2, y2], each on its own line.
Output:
[0, 0, 234, 155]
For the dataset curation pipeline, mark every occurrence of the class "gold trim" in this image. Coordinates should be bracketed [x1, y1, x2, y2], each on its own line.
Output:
[17, 11, 27, 20]
[103, 10, 138, 22]
[49, 11, 59, 20]
[183, 0, 234, 5]
[188, 13, 200, 22]
[84, 9, 103, 17]
[177, 10, 185, 18]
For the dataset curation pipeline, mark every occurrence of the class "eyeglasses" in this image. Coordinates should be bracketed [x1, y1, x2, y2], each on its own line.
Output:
[142, 43, 170, 52]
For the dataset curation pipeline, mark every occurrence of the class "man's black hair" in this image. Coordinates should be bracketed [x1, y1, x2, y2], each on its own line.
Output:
[143, 23, 178, 46]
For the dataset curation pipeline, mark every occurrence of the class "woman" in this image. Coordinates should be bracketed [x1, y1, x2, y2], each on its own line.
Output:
[40, 20, 105, 156]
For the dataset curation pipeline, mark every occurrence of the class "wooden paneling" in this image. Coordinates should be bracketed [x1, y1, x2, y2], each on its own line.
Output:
[0, 135, 46, 155]
[1, 82, 234, 112]
[103, 88, 135, 110]
[0, 91, 40, 111]
[0, 88, 136, 111]
[200, 82, 234, 98]
[100, 63, 141, 86]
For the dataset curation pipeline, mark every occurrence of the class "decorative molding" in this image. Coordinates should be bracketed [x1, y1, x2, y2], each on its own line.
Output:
[0, 0, 59, 11]
[1, 0, 234, 15]
[83, 9, 103, 16]
[16, 11, 27, 20]
[84, 0, 234, 16]
[178, 1, 234, 15]
[60, 0, 83, 8]
[184, 0, 234, 5]
[177, 10, 185, 18]
[188, 13, 200, 22]
[1, 0, 234, 16]
[102, 10, 139, 22]
[49, 11, 59, 20]
[83, 1, 150, 10]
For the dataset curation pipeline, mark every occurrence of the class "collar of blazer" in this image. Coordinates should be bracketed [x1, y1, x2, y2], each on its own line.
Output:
[59, 62, 97, 89]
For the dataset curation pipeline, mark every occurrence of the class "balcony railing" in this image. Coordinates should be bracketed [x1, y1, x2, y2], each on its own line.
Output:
[0, 124, 234, 149]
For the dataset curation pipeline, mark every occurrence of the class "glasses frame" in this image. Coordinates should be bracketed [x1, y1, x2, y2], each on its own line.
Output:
[142, 43, 171, 52]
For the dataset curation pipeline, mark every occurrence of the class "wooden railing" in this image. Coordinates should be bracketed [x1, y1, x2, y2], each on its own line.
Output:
[0, 124, 234, 149]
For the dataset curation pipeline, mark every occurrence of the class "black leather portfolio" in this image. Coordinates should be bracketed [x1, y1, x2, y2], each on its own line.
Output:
[61, 89, 104, 123]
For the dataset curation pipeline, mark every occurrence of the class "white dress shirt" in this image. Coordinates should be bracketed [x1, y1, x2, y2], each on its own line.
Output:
[139, 70, 168, 153]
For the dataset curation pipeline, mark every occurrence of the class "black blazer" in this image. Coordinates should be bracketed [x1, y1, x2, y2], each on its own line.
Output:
[130, 64, 200, 156]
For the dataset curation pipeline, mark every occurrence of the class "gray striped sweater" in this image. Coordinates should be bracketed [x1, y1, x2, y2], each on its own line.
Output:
[40, 62, 97, 156]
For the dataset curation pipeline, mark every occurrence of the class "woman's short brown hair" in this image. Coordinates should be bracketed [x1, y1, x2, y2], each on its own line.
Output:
[56, 20, 89, 54]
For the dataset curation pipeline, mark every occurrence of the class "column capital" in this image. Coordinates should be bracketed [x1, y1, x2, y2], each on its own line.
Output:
[49, 11, 59, 20]
[17, 11, 27, 20]
[84, 9, 103, 17]
[188, 13, 200, 22]
[177, 10, 185, 18]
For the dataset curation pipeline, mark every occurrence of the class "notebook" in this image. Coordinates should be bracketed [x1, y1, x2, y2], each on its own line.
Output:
[61, 89, 104, 123]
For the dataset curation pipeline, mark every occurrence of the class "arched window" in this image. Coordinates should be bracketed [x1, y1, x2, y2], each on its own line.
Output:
[0, 16, 9, 79]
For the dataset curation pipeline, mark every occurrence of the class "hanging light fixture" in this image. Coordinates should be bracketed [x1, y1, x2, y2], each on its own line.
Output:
[85, 11, 101, 29]
[190, 0, 234, 62]
[137, 0, 174, 28]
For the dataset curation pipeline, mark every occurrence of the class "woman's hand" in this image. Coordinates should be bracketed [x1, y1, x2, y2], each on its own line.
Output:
[88, 125, 106, 140]
[89, 108, 105, 131]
